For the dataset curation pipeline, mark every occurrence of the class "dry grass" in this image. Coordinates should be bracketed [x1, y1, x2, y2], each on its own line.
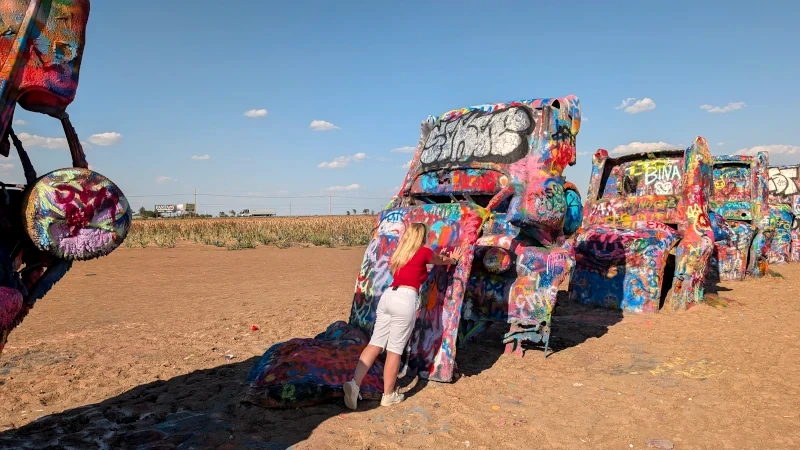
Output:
[125, 216, 376, 250]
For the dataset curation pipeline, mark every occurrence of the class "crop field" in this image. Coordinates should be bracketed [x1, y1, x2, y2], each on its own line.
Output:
[126, 215, 377, 249]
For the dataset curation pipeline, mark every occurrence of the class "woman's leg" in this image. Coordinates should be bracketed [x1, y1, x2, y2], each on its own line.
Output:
[382, 289, 418, 395]
[354, 344, 383, 386]
[382, 350, 402, 394]
[354, 292, 391, 385]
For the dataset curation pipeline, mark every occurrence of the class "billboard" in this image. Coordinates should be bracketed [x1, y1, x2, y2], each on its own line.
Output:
[155, 204, 176, 213]
[185, 203, 196, 212]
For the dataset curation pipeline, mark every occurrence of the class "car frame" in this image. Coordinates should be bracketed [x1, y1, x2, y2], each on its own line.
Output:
[707, 154, 772, 281]
[767, 165, 800, 263]
[569, 137, 715, 313]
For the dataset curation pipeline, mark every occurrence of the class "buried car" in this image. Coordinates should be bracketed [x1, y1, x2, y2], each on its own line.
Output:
[0, 0, 131, 354]
[707, 154, 773, 281]
[767, 165, 800, 263]
[569, 137, 716, 313]
[248, 96, 584, 407]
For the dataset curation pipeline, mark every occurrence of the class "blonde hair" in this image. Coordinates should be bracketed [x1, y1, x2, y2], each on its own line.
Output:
[390, 223, 427, 274]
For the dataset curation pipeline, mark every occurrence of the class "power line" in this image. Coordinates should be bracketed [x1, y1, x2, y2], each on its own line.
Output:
[127, 190, 388, 218]
[198, 193, 389, 200]
[126, 193, 194, 198]
[125, 193, 390, 200]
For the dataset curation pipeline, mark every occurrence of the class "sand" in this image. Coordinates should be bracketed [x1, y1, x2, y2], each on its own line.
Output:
[1, 244, 799, 449]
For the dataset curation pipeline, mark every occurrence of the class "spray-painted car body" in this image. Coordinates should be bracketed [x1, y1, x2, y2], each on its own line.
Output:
[0, 0, 131, 354]
[707, 154, 772, 280]
[364, 96, 584, 365]
[767, 165, 800, 263]
[248, 96, 583, 407]
[569, 137, 715, 313]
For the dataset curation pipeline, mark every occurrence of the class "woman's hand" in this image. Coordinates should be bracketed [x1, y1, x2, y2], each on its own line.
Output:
[449, 246, 465, 265]
[431, 246, 466, 266]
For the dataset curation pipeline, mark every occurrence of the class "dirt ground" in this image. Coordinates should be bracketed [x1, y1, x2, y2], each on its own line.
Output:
[1, 244, 799, 449]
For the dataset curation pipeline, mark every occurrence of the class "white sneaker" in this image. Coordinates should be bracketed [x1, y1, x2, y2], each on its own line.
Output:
[343, 380, 361, 410]
[380, 391, 405, 407]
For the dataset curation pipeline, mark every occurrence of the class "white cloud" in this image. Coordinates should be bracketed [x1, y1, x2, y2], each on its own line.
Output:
[191, 154, 210, 160]
[700, 102, 746, 114]
[610, 141, 678, 155]
[155, 176, 176, 184]
[735, 145, 800, 157]
[615, 98, 636, 109]
[615, 97, 656, 114]
[13, 133, 89, 150]
[318, 160, 347, 169]
[17, 132, 68, 149]
[401, 160, 412, 169]
[87, 132, 122, 146]
[718, 142, 725, 146]
[0, 163, 13, 171]
[391, 146, 416, 153]
[577, 151, 589, 156]
[318, 152, 366, 169]
[325, 183, 360, 192]
[244, 109, 268, 118]
[310, 120, 339, 131]
[12, 119, 26, 126]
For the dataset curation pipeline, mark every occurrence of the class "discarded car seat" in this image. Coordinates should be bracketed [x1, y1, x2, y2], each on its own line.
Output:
[245, 321, 385, 409]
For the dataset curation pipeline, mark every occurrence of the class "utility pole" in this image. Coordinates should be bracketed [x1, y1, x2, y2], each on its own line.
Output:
[194, 189, 197, 217]
[328, 195, 331, 216]
[289, 201, 292, 216]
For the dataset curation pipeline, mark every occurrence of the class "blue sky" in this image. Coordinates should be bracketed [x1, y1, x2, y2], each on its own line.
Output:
[3, 0, 799, 216]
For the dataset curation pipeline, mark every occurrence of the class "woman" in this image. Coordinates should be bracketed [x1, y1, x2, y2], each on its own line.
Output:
[343, 223, 463, 409]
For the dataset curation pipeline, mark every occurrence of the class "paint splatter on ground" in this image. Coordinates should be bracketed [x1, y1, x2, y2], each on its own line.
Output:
[1, 244, 800, 449]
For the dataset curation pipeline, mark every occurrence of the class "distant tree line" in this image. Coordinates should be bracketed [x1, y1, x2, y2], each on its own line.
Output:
[345, 209, 375, 215]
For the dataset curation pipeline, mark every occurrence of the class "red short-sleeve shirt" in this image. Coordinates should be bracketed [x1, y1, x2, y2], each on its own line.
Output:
[390, 247, 434, 289]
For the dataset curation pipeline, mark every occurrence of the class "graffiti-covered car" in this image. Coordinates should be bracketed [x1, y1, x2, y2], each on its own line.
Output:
[707, 154, 772, 280]
[767, 165, 800, 263]
[0, 0, 131, 354]
[248, 96, 583, 408]
[569, 137, 715, 313]
[389, 96, 583, 362]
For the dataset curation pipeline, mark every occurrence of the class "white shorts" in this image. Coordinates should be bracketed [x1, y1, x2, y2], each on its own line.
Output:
[368, 287, 418, 355]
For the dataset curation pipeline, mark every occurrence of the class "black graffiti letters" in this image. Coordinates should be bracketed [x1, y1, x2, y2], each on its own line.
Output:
[420, 107, 533, 167]
[769, 167, 800, 196]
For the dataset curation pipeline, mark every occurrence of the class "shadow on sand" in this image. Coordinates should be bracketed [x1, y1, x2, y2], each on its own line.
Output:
[0, 355, 381, 449]
[453, 290, 624, 378]
[0, 290, 624, 449]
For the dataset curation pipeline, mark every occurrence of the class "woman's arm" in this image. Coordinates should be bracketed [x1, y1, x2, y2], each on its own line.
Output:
[430, 246, 465, 266]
